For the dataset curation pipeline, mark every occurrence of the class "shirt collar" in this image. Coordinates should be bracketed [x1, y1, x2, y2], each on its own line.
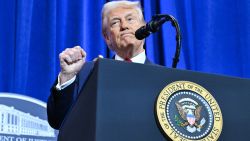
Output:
[115, 50, 146, 64]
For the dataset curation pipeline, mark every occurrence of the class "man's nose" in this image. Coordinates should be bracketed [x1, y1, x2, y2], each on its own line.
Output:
[120, 20, 129, 31]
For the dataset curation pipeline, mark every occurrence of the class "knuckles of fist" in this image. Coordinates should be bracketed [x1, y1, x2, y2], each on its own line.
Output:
[59, 46, 86, 65]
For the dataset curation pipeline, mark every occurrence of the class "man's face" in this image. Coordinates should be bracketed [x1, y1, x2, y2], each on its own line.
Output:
[104, 7, 145, 58]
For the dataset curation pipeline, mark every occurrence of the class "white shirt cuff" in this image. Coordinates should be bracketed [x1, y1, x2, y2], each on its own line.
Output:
[55, 74, 76, 90]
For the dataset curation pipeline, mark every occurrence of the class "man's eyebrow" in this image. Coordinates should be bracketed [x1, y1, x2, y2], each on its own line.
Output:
[110, 17, 120, 21]
[109, 12, 136, 21]
[125, 13, 134, 18]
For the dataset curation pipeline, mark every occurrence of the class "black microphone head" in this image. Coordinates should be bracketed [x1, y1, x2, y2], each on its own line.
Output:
[135, 25, 150, 40]
[148, 21, 160, 33]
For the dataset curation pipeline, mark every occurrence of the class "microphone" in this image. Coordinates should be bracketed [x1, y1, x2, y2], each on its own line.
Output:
[135, 14, 182, 68]
[135, 20, 162, 40]
[135, 14, 169, 40]
[135, 14, 175, 40]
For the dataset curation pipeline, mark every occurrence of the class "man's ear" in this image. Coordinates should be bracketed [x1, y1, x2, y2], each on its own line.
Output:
[103, 32, 111, 46]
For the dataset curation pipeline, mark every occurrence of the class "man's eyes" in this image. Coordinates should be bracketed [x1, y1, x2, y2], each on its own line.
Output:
[110, 17, 137, 27]
[128, 17, 135, 20]
[127, 17, 137, 23]
[111, 20, 120, 26]
[128, 18, 133, 21]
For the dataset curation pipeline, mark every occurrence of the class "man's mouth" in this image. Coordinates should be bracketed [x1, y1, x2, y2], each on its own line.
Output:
[121, 33, 134, 37]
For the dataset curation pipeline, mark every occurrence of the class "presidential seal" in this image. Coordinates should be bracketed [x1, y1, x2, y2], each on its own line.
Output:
[155, 81, 223, 141]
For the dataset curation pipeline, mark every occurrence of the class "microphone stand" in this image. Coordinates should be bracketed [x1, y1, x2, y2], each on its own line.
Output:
[152, 14, 182, 68]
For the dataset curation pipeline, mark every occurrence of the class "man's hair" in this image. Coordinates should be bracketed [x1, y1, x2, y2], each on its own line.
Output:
[101, 0, 145, 34]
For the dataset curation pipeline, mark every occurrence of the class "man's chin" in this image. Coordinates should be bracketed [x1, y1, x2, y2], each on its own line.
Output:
[120, 39, 136, 46]
[120, 43, 135, 49]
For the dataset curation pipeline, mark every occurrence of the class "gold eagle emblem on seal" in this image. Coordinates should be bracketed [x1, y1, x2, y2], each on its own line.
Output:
[155, 81, 223, 141]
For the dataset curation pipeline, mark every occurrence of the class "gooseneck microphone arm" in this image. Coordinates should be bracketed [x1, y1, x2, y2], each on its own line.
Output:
[135, 14, 182, 68]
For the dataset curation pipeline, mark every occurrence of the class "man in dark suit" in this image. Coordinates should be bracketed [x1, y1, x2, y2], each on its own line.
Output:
[47, 0, 151, 129]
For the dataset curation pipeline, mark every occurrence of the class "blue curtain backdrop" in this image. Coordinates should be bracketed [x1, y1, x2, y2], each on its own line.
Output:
[0, 0, 249, 102]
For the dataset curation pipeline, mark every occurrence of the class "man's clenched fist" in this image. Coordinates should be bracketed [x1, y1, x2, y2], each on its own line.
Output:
[59, 46, 86, 84]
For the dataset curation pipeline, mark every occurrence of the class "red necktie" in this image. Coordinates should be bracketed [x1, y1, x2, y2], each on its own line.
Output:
[124, 58, 132, 62]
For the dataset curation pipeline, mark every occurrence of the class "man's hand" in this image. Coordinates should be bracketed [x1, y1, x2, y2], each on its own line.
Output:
[59, 46, 86, 84]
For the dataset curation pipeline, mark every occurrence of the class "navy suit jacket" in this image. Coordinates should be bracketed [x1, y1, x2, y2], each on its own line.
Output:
[47, 58, 152, 129]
